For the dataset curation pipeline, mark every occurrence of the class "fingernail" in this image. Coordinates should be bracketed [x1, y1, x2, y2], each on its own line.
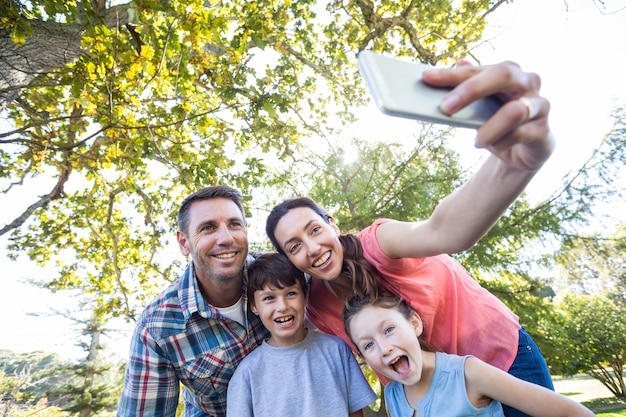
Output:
[439, 94, 459, 114]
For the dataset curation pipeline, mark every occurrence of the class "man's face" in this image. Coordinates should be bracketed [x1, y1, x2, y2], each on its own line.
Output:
[177, 198, 249, 287]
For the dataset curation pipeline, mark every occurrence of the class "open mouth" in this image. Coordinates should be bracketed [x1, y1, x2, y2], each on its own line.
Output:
[389, 355, 411, 376]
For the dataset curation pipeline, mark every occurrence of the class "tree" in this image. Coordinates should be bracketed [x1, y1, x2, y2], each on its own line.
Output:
[0, 350, 72, 414]
[1, 0, 509, 325]
[550, 294, 626, 399]
[282, 125, 463, 232]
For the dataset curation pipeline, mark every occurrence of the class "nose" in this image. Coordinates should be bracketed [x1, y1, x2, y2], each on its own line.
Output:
[380, 341, 393, 357]
[215, 224, 235, 245]
[305, 238, 321, 257]
[275, 296, 287, 311]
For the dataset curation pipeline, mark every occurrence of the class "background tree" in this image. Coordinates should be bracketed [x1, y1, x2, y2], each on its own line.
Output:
[554, 226, 626, 307]
[549, 294, 626, 399]
[1, 0, 509, 322]
[0, 350, 73, 414]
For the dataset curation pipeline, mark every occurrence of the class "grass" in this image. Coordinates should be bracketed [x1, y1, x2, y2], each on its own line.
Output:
[582, 397, 626, 416]
[553, 373, 626, 415]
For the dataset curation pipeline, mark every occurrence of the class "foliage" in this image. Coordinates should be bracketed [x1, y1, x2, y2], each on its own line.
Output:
[0, 0, 509, 329]
[549, 294, 626, 399]
[0, 349, 124, 416]
[0, 350, 72, 407]
[270, 125, 463, 232]
[555, 224, 626, 307]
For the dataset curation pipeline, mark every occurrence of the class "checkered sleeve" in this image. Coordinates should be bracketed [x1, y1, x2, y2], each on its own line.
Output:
[117, 324, 180, 416]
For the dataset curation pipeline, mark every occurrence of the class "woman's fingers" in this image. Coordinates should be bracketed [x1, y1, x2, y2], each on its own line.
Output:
[422, 60, 554, 172]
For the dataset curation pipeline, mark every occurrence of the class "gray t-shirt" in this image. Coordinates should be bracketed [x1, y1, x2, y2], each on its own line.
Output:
[226, 329, 376, 416]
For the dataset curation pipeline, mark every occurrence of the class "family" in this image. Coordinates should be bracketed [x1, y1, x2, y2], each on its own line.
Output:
[117, 61, 595, 416]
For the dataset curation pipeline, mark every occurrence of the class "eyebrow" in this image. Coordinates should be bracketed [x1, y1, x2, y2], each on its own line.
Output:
[282, 219, 316, 248]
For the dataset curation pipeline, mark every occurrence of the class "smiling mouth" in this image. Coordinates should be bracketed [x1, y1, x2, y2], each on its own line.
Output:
[312, 251, 330, 268]
[275, 316, 294, 324]
[214, 252, 237, 259]
[389, 355, 410, 375]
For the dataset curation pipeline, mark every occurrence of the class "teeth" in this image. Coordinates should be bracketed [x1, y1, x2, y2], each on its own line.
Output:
[313, 251, 330, 267]
[215, 253, 236, 259]
[275, 316, 293, 323]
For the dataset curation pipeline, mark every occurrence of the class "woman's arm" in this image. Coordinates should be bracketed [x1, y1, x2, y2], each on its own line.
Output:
[376, 60, 555, 259]
[465, 357, 595, 417]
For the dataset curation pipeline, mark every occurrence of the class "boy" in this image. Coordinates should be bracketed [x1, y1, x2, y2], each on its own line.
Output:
[226, 253, 376, 417]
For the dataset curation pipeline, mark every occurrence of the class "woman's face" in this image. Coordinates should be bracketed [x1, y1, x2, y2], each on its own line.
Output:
[272, 207, 344, 281]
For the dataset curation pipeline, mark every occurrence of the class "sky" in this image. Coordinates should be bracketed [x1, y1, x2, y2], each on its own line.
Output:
[1, 0, 625, 362]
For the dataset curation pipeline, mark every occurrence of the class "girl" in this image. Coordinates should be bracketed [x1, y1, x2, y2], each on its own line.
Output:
[343, 293, 595, 417]
[265, 59, 556, 417]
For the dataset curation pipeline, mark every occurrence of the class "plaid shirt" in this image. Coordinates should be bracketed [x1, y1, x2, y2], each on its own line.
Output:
[117, 256, 269, 417]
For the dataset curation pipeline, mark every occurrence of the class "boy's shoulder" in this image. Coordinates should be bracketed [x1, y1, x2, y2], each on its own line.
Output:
[309, 330, 352, 353]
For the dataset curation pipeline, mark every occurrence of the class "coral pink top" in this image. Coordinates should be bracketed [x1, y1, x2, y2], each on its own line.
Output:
[306, 218, 520, 373]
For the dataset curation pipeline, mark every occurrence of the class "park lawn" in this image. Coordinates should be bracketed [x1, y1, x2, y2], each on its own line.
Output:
[582, 397, 626, 416]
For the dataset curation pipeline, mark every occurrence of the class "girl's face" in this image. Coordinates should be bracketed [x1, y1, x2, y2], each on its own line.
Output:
[348, 304, 426, 386]
[272, 207, 344, 282]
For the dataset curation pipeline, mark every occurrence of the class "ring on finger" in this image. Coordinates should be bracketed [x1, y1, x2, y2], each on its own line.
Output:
[519, 97, 535, 122]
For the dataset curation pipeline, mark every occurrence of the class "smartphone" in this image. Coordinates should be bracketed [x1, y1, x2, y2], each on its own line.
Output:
[357, 50, 502, 128]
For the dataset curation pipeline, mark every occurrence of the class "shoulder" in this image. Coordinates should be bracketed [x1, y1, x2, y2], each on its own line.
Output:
[358, 218, 393, 240]
[234, 343, 268, 372]
[312, 331, 351, 350]
[435, 351, 469, 372]
[384, 381, 412, 415]
[135, 277, 187, 337]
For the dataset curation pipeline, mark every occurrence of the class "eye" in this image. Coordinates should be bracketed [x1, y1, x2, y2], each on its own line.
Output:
[230, 220, 244, 229]
[363, 341, 374, 351]
[384, 326, 394, 335]
[287, 290, 299, 297]
[262, 295, 274, 302]
[311, 225, 321, 235]
[287, 242, 301, 254]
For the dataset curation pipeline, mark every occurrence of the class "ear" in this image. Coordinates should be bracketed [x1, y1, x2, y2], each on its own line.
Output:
[250, 303, 259, 315]
[176, 230, 191, 256]
[409, 312, 424, 337]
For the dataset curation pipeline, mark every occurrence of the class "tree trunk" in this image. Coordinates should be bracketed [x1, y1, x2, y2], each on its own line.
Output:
[0, 3, 132, 111]
[0, 21, 85, 111]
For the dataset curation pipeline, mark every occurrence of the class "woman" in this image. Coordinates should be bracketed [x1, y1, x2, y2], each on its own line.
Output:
[265, 60, 555, 417]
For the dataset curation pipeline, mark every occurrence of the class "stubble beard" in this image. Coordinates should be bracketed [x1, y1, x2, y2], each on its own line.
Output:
[194, 250, 246, 285]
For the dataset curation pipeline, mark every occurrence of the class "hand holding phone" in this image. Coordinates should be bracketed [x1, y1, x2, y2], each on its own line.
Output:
[357, 51, 502, 128]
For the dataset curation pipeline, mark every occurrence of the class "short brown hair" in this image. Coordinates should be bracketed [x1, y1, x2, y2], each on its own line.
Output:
[247, 253, 309, 307]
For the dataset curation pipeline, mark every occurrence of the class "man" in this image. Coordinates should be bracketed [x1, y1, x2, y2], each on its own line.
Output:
[117, 185, 270, 417]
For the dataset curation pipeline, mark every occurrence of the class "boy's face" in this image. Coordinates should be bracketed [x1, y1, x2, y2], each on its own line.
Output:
[251, 282, 308, 347]
[348, 305, 425, 386]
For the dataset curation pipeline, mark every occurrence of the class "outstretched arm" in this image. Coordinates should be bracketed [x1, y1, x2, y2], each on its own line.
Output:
[465, 357, 594, 417]
[376, 60, 556, 259]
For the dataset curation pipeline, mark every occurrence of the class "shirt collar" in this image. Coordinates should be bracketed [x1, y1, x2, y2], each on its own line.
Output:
[178, 256, 254, 322]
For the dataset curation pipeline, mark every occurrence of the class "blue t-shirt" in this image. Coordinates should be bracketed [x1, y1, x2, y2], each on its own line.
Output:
[385, 352, 504, 417]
